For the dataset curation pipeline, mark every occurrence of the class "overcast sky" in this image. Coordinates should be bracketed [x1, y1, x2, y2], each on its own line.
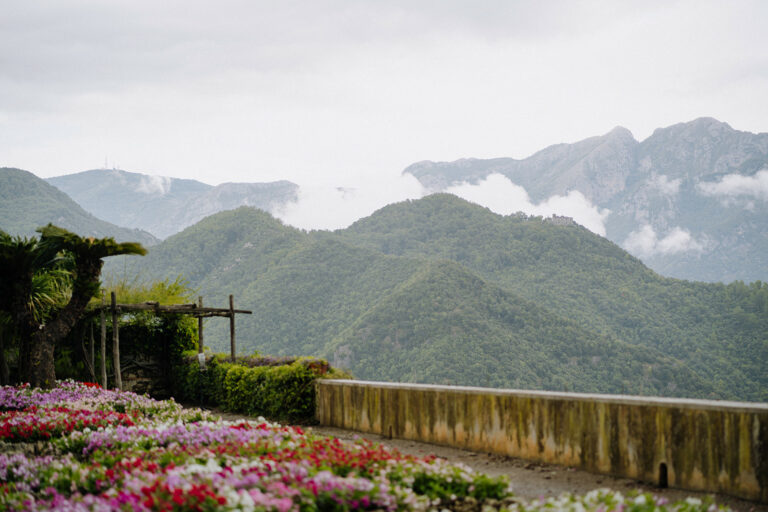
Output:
[2, 1, 767, 204]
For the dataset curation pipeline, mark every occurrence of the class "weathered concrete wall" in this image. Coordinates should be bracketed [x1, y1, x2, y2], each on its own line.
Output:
[316, 380, 768, 503]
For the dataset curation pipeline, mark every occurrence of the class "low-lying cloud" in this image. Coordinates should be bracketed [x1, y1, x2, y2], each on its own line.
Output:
[274, 174, 425, 231]
[136, 175, 171, 195]
[445, 174, 610, 236]
[648, 173, 681, 195]
[697, 169, 768, 201]
[623, 225, 703, 257]
[274, 172, 612, 236]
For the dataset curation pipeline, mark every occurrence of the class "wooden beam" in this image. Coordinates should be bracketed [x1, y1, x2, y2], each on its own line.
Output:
[197, 307, 252, 314]
[89, 303, 251, 316]
[194, 311, 248, 318]
[107, 303, 198, 312]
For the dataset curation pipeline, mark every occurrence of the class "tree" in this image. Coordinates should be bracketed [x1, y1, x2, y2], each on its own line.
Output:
[0, 225, 146, 388]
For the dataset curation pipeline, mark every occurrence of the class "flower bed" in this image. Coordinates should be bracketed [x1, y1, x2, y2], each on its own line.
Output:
[0, 381, 729, 511]
[0, 407, 135, 441]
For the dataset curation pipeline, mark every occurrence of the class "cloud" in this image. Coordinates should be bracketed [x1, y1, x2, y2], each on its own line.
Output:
[648, 173, 681, 195]
[623, 225, 703, 257]
[135, 175, 171, 195]
[3, 1, 768, 187]
[275, 174, 424, 231]
[534, 192, 611, 236]
[445, 174, 610, 236]
[697, 169, 768, 201]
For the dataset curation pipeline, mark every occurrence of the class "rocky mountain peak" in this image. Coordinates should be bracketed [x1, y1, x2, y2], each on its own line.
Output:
[605, 125, 636, 142]
[646, 117, 734, 142]
[400, 119, 768, 282]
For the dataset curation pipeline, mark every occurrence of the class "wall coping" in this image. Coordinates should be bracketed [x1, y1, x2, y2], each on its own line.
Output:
[319, 379, 768, 414]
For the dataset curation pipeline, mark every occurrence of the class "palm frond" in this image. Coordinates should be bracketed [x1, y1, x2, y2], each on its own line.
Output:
[37, 224, 147, 259]
[28, 269, 73, 322]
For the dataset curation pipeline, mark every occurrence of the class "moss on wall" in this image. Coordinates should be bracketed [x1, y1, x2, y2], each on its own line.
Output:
[316, 381, 768, 503]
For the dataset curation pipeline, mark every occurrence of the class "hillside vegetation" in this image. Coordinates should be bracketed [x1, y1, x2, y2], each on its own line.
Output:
[0, 167, 158, 245]
[107, 196, 767, 401]
[48, 168, 298, 238]
[339, 195, 767, 399]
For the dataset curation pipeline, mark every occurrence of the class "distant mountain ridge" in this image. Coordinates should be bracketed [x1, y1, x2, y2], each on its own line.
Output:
[41, 118, 767, 282]
[107, 197, 767, 402]
[404, 118, 768, 282]
[0, 167, 158, 245]
[47, 168, 298, 239]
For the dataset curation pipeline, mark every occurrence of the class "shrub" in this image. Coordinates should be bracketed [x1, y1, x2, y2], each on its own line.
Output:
[172, 351, 351, 423]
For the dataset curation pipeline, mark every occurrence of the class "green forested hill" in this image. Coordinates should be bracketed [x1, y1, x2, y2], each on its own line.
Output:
[339, 194, 768, 400]
[112, 208, 429, 358]
[0, 167, 158, 245]
[108, 197, 767, 401]
[325, 260, 712, 396]
[47, 168, 298, 239]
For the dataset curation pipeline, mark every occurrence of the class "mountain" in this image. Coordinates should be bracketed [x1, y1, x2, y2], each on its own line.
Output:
[108, 197, 767, 401]
[403, 118, 768, 283]
[47, 168, 298, 239]
[324, 259, 709, 395]
[338, 194, 767, 400]
[407, 126, 638, 204]
[0, 167, 158, 245]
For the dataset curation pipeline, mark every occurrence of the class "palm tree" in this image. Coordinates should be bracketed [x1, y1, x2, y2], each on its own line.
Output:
[0, 225, 146, 388]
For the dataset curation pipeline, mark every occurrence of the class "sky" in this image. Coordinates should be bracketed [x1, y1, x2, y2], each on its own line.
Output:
[2, 0, 768, 231]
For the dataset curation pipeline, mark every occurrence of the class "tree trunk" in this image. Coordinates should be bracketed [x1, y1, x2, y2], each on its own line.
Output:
[27, 325, 60, 389]
[25, 258, 103, 389]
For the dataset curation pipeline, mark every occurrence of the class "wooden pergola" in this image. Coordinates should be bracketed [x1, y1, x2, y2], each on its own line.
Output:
[91, 292, 252, 389]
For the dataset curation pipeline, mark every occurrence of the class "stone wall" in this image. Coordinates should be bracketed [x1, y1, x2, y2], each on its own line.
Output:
[315, 380, 768, 503]
[121, 355, 172, 398]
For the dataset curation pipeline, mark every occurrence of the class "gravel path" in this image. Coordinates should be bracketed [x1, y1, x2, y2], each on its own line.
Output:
[210, 409, 766, 512]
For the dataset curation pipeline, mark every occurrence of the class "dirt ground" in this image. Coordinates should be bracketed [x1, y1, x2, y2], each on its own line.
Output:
[210, 410, 766, 512]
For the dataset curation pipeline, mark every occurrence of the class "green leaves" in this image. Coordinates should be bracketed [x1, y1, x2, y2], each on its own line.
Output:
[0, 224, 148, 387]
[175, 352, 342, 423]
[110, 196, 767, 401]
[37, 223, 147, 260]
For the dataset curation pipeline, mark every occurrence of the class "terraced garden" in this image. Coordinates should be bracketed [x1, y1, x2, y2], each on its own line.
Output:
[0, 381, 728, 511]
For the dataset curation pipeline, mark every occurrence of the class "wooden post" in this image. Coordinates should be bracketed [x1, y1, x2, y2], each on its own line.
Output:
[229, 294, 236, 362]
[198, 296, 204, 354]
[100, 292, 107, 389]
[111, 291, 122, 390]
[87, 322, 96, 382]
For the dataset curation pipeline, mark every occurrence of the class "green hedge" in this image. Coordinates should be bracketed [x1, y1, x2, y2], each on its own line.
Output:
[172, 351, 351, 423]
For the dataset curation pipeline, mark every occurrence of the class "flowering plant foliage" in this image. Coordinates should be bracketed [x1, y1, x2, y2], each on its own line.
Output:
[0, 407, 135, 441]
[0, 381, 730, 512]
[0, 379, 212, 423]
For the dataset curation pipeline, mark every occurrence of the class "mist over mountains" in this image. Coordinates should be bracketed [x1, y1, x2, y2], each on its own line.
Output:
[0, 168, 158, 245]
[47, 169, 298, 239]
[33, 117, 768, 283]
[3, 121, 767, 400]
[104, 197, 767, 401]
[405, 118, 768, 282]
